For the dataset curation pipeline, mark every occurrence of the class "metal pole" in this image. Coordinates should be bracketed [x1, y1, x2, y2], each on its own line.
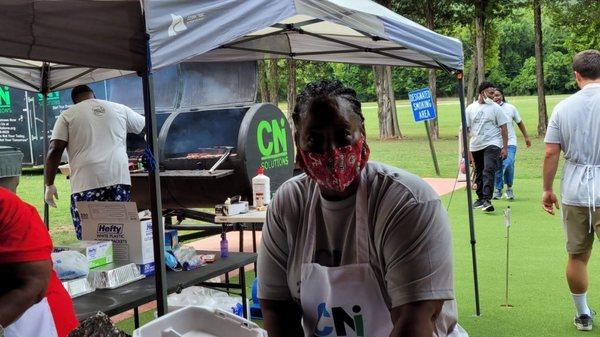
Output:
[501, 206, 512, 308]
[424, 120, 440, 176]
[41, 63, 50, 229]
[505, 224, 510, 305]
[457, 73, 481, 316]
[42, 93, 49, 229]
[24, 92, 35, 164]
[141, 37, 168, 317]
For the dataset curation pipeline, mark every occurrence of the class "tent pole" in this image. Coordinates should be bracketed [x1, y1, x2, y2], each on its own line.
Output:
[457, 72, 480, 316]
[141, 39, 168, 317]
[41, 63, 50, 229]
[42, 93, 49, 229]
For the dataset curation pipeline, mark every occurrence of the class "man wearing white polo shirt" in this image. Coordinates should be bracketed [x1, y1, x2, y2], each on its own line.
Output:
[543, 49, 600, 331]
[44, 85, 145, 240]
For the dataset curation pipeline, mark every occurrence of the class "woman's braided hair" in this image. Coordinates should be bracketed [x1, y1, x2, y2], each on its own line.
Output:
[292, 79, 364, 127]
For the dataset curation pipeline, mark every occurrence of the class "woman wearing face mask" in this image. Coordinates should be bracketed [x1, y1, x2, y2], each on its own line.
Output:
[492, 89, 531, 200]
[257, 80, 467, 337]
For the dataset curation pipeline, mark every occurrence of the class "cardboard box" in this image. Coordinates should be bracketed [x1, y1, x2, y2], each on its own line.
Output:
[54, 240, 113, 268]
[215, 201, 249, 216]
[138, 262, 155, 276]
[78, 202, 154, 270]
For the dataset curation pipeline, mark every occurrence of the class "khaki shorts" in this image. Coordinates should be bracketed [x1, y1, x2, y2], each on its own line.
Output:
[563, 204, 600, 254]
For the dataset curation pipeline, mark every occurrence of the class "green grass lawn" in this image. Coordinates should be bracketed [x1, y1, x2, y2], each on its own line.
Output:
[15, 94, 592, 336]
[444, 181, 594, 337]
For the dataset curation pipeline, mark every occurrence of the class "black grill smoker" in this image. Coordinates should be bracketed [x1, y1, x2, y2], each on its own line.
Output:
[111, 61, 294, 210]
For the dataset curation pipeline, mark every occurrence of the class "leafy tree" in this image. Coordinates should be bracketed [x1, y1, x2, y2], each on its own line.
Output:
[496, 9, 535, 79]
[547, 0, 600, 52]
[295, 61, 335, 91]
[543, 51, 577, 93]
[372, 0, 401, 139]
[275, 0, 594, 109]
[331, 64, 375, 102]
[508, 57, 537, 95]
[393, 0, 460, 138]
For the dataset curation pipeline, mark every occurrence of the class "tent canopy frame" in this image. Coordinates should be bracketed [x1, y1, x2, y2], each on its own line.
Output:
[218, 20, 452, 71]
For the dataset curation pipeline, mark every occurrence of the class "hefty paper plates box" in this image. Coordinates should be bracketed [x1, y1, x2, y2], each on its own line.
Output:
[54, 240, 113, 268]
[78, 202, 154, 275]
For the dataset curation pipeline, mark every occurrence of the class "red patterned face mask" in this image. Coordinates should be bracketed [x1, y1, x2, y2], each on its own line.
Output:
[298, 138, 370, 192]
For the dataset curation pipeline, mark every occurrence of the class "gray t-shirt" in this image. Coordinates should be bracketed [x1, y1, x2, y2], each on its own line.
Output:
[258, 161, 457, 336]
[499, 102, 522, 147]
[545, 83, 600, 206]
[466, 101, 510, 151]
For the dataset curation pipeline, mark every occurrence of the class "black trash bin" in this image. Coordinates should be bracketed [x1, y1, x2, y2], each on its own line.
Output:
[0, 146, 24, 191]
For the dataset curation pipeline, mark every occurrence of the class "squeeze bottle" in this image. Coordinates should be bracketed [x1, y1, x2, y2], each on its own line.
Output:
[252, 166, 271, 207]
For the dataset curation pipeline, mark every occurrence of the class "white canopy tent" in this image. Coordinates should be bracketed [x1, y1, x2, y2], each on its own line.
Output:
[0, 0, 479, 318]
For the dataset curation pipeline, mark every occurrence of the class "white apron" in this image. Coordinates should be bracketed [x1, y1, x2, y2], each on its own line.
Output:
[563, 160, 600, 233]
[300, 171, 394, 337]
[299, 171, 469, 337]
[5, 297, 58, 337]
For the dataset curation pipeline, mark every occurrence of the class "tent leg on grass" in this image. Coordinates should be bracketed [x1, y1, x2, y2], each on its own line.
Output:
[41, 63, 50, 229]
[141, 55, 168, 317]
[457, 73, 481, 316]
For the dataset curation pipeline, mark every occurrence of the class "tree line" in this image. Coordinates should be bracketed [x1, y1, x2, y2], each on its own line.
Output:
[257, 0, 599, 139]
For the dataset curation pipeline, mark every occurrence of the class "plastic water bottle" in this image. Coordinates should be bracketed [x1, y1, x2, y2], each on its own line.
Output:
[220, 233, 229, 258]
[252, 166, 271, 207]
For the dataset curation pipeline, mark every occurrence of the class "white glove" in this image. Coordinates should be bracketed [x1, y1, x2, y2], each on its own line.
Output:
[45, 185, 58, 208]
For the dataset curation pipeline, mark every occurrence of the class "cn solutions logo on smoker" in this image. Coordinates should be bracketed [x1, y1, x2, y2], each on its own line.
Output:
[257, 117, 289, 169]
[314, 302, 365, 337]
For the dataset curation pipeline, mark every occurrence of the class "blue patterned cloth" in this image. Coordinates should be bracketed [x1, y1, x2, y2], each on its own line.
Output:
[70, 184, 131, 240]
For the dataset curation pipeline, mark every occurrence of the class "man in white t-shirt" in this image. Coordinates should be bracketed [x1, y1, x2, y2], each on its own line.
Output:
[44, 85, 145, 239]
[492, 88, 532, 200]
[543, 49, 600, 331]
[466, 81, 509, 212]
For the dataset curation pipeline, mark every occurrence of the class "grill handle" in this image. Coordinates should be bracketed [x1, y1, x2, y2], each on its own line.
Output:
[208, 147, 233, 174]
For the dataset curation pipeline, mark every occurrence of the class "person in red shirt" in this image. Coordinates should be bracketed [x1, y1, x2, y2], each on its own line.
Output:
[0, 186, 78, 337]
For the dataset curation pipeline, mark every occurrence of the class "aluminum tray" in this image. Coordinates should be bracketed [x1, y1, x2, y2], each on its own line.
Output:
[62, 277, 95, 298]
[88, 263, 145, 289]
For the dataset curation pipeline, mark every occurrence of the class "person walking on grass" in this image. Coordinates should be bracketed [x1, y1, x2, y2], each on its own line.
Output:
[543, 49, 600, 331]
[466, 81, 509, 212]
[492, 88, 532, 200]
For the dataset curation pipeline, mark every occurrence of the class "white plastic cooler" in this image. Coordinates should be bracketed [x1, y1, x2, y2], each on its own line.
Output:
[133, 306, 266, 337]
